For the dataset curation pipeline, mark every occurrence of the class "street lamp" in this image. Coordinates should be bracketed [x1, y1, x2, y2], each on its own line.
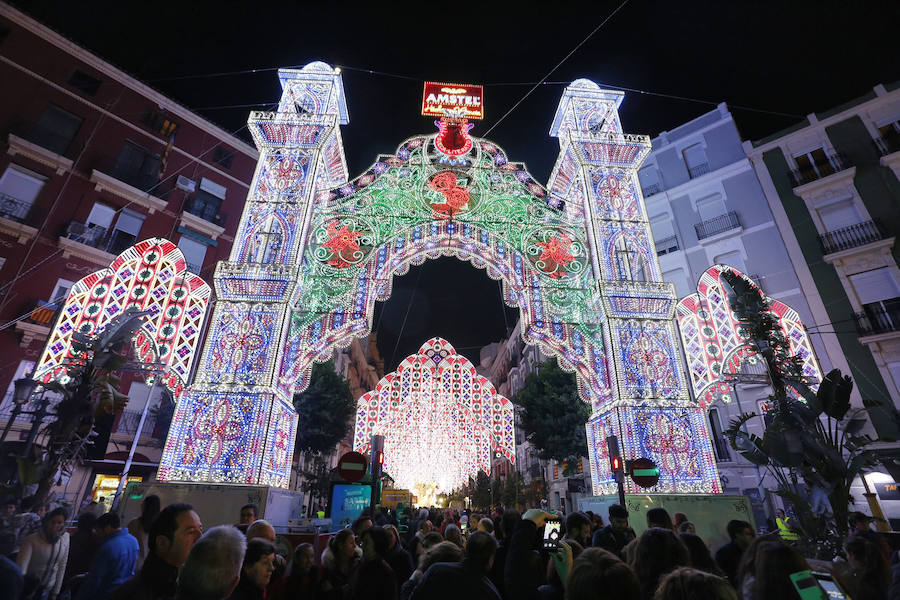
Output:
[0, 376, 41, 446]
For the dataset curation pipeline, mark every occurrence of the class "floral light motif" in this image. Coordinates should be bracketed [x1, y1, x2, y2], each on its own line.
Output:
[428, 171, 471, 217]
[322, 221, 364, 268]
[212, 317, 264, 372]
[536, 234, 576, 278]
[641, 412, 698, 478]
[192, 399, 244, 465]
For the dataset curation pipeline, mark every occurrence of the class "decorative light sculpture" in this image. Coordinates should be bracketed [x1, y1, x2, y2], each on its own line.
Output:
[34, 238, 210, 394]
[354, 338, 514, 494]
[159, 63, 721, 495]
[676, 265, 822, 406]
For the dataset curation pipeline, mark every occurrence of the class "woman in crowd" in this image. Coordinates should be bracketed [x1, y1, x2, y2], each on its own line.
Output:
[839, 535, 891, 600]
[631, 528, 691, 600]
[566, 547, 640, 600]
[285, 542, 321, 599]
[752, 541, 817, 599]
[678, 533, 724, 577]
[383, 525, 414, 589]
[127, 494, 160, 571]
[400, 541, 463, 600]
[654, 567, 737, 600]
[350, 527, 398, 600]
[228, 538, 276, 600]
[321, 529, 360, 600]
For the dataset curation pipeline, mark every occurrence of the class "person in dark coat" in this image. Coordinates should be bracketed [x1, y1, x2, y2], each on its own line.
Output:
[713, 519, 755, 587]
[284, 542, 322, 599]
[410, 531, 500, 600]
[591, 504, 634, 560]
[228, 539, 276, 600]
[383, 525, 414, 587]
[109, 503, 203, 600]
[350, 527, 398, 600]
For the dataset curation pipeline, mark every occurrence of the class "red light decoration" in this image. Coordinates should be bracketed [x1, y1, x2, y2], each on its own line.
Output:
[435, 118, 474, 156]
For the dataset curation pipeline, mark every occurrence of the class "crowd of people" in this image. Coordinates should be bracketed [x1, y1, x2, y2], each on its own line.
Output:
[1, 493, 898, 600]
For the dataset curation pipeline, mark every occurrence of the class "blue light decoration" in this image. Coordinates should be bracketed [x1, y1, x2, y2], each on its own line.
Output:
[158, 64, 721, 495]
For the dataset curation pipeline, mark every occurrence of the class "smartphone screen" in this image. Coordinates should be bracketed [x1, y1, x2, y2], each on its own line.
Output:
[813, 572, 849, 600]
[543, 519, 561, 551]
[789, 570, 826, 600]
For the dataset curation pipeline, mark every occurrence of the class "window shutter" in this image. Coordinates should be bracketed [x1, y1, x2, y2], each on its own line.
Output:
[114, 209, 145, 236]
[86, 203, 116, 229]
[818, 200, 861, 232]
[850, 268, 900, 304]
[0, 166, 45, 206]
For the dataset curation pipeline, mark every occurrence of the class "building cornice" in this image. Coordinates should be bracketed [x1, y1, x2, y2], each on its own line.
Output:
[14, 320, 50, 347]
[179, 210, 225, 240]
[7, 134, 73, 174]
[0, 2, 258, 158]
[792, 166, 857, 200]
[90, 169, 168, 214]
[57, 236, 115, 266]
[822, 236, 895, 265]
[0, 215, 38, 244]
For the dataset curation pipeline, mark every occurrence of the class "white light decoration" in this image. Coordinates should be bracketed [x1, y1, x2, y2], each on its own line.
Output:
[354, 338, 515, 494]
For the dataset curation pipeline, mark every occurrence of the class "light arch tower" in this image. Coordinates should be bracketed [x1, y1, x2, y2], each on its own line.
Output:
[158, 64, 720, 495]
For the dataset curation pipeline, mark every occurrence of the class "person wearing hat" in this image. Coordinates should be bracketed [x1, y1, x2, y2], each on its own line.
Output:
[848, 511, 874, 536]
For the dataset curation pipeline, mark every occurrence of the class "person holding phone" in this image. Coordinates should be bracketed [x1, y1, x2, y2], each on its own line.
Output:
[504, 509, 573, 600]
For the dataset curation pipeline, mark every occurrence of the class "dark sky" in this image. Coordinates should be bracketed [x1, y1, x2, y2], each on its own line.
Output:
[15, 0, 900, 370]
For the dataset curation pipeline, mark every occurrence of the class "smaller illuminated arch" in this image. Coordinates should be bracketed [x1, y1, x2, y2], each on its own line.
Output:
[675, 265, 821, 407]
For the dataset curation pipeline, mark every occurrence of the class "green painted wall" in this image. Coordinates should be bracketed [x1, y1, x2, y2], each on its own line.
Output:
[762, 148, 897, 438]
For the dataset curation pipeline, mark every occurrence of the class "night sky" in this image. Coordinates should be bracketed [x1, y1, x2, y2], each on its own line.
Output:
[15, 0, 900, 369]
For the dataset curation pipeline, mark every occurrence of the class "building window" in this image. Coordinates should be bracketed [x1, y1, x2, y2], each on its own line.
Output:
[107, 208, 145, 255]
[683, 144, 710, 179]
[793, 147, 835, 178]
[851, 268, 900, 330]
[30, 104, 82, 155]
[639, 165, 662, 196]
[177, 236, 208, 275]
[86, 202, 116, 231]
[817, 198, 862, 232]
[113, 141, 161, 192]
[141, 110, 178, 139]
[708, 408, 731, 461]
[212, 146, 234, 169]
[651, 214, 678, 255]
[185, 177, 226, 225]
[49, 279, 74, 304]
[696, 194, 726, 222]
[0, 165, 44, 223]
[67, 69, 101, 96]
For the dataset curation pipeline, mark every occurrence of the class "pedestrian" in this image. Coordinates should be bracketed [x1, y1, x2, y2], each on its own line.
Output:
[505, 509, 566, 600]
[837, 535, 890, 600]
[383, 524, 414, 587]
[238, 504, 259, 529]
[62, 512, 98, 588]
[0, 530, 24, 600]
[848, 511, 875, 536]
[678, 533, 724, 577]
[645, 508, 674, 531]
[672, 513, 689, 531]
[676, 521, 695, 534]
[401, 541, 461, 600]
[444, 524, 463, 548]
[127, 494, 160, 570]
[1, 497, 19, 551]
[566, 547, 640, 600]
[733, 534, 780, 600]
[654, 567, 737, 600]
[631, 527, 690, 600]
[752, 540, 816, 599]
[17, 507, 69, 600]
[246, 519, 276, 543]
[320, 529, 360, 600]
[488, 509, 519, 596]
[16, 496, 46, 547]
[564, 512, 593, 548]
[774, 508, 800, 542]
[409, 531, 500, 600]
[285, 542, 322, 599]
[540, 539, 583, 600]
[76, 511, 139, 600]
[109, 502, 204, 600]
[714, 519, 754, 587]
[177, 526, 246, 600]
[477, 518, 493, 535]
[350, 527, 398, 600]
[228, 538, 276, 600]
[591, 504, 635, 560]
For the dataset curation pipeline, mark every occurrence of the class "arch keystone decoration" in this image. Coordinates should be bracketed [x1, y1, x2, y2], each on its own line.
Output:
[159, 63, 721, 495]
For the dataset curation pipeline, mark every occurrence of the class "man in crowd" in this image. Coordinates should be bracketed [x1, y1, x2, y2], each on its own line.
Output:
[17, 507, 69, 600]
[563, 511, 592, 548]
[646, 507, 674, 530]
[109, 502, 203, 600]
[410, 530, 500, 600]
[714, 519, 755, 587]
[245, 519, 276, 543]
[16, 496, 46, 546]
[848, 511, 874, 536]
[236, 504, 257, 533]
[76, 511, 139, 600]
[177, 526, 246, 600]
[591, 504, 634, 559]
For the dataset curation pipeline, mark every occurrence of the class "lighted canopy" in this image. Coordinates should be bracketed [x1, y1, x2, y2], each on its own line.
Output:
[34, 238, 210, 394]
[676, 265, 821, 406]
[354, 338, 515, 494]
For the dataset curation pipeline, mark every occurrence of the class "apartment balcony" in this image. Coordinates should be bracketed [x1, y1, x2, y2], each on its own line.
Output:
[789, 153, 852, 188]
[179, 197, 226, 240]
[687, 163, 711, 179]
[0, 193, 38, 243]
[58, 221, 116, 265]
[855, 302, 900, 337]
[694, 211, 741, 241]
[818, 220, 886, 255]
[642, 182, 662, 197]
[655, 235, 679, 256]
[875, 134, 900, 157]
[115, 409, 165, 445]
[90, 159, 170, 214]
[6, 122, 78, 174]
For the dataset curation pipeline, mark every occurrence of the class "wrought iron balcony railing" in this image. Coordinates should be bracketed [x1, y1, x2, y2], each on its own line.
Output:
[790, 153, 852, 187]
[93, 158, 172, 200]
[65, 221, 107, 248]
[856, 301, 900, 336]
[0, 193, 34, 224]
[694, 211, 741, 240]
[688, 163, 711, 179]
[655, 235, 679, 256]
[183, 196, 227, 228]
[818, 220, 886, 255]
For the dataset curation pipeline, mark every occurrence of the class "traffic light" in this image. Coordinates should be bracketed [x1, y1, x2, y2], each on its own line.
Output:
[606, 435, 624, 483]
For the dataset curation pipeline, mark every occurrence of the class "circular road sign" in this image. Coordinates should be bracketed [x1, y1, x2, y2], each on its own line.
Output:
[338, 451, 369, 483]
[630, 457, 660, 489]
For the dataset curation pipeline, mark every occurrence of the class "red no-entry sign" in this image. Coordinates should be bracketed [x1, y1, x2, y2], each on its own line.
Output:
[338, 451, 368, 483]
[630, 457, 660, 489]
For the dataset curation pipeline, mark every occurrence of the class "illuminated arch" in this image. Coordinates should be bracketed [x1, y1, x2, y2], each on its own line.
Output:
[354, 337, 514, 495]
[675, 264, 821, 407]
[34, 238, 210, 394]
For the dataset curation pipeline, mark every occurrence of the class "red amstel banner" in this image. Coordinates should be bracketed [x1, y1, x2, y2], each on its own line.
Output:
[422, 82, 484, 120]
